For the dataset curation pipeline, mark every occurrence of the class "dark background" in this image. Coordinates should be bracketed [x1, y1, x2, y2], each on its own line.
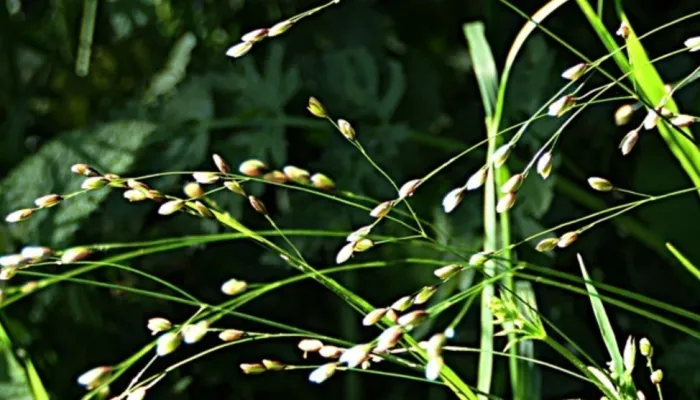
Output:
[1, 0, 699, 399]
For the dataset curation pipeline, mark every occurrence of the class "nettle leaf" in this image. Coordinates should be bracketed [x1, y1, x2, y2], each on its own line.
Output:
[0, 120, 157, 248]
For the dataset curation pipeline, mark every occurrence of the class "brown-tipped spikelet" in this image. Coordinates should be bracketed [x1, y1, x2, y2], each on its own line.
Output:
[375, 326, 403, 352]
[219, 329, 244, 342]
[307, 97, 327, 118]
[192, 172, 219, 184]
[500, 173, 524, 193]
[557, 231, 579, 248]
[190, 201, 214, 218]
[283, 165, 311, 184]
[158, 200, 185, 216]
[362, 308, 387, 326]
[587, 177, 613, 192]
[537, 152, 554, 179]
[493, 144, 513, 167]
[226, 42, 253, 58]
[262, 359, 285, 371]
[337, 119, 356, 140]
[311, 173, 335, 191]
[248, 196, 267, 215]
[34, 194, 62, 208]
[397, 310, 429, 329]
[352, 238, 374, 252]
[466, 166, 488, 190]
[339, 344, 372, 368]
[535, 238, 559, 252]
[124, 190, 147, 202]
[241, 28, 268, 43]
[414, 285, 438, 305]
[616, 21, 630, 39]
[224, 181, 246, 196]
[60, 247, 92, 263]
[548, 96, 575, 117]
[370, 201, 392, 218]
[561, 63, 588, 81]
[319, 345, 344, 359]
[81, 177, 108, 190]
[21, 246, 53, 262]
[240, 363, 266, 374]
[496, 192, 517, 213]
[263, 170, 288, 184]
[268, 20, 294, 37]
[71, 163, 98, 177]
[212, 154, 231, 173]
[390, 295, 414, 312]
[239, 159, 268, 177]
[619, 130, 640, 156]
[442, 188, 465, 213]
[5, 208, 34, 223]
[671, 114, 695, 127]
[184, 182, 205, 199]
[434, 264, 463, 280]
[398, 179, 421, 199]
[77, 366, 112, 389]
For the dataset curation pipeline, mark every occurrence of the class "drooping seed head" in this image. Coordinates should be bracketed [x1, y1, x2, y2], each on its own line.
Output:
[156, 332, 182, 356]
[557, 231, 579, 248]
[548, 95, 576, 117]
[496, 192, 517, 213]
[501, 173, 524, 194]
[226, 41, 253, 58]
[241, 28, 268, 43]
[362, 308, 387, 326]
[370, 201, 393, 218]
[339, 344, 372, 368]
[433, 264, 463, 280]
[398, 179, 421, 199]
[221, 278, 248, 296]
[414, 285, 438, 305]
[535, 238, 559, 252]
[390, 295, 414, 312]
[337, 119, 356, 140]
[248, 196, 267, 215]
[618, 130, 639, 156]
[219, 329, 244, 342]
[147, 317, 172, 335]
[77, 366, 112, 389]
[442, 188, 465, 213]
[224, 180, 246, 196]
[587, 177, 613, 192]
[309, 362, 338, 384]
[21, 246, 53, 262]
[81, 177, 108, 190]
[60, 247, 92, 263]
[614, 104, 635, 126]
[493, 143, 513, 168]
[311, 173, 336, 191]
[335, 242, 354, 264]
[268, 20, 294, 37]
[561, 63, 588, 81]
[375, 326, 403, 352]
[34, 194, 62, 208]
[537, 152, 554, 179]
[307, 97, 328, 118]
[158, 200, 185, 216]
[240, 363, 266, 374]
[684, 36, 700, 52]
[5, 209, 34, 223]
[282, 165, 311, 184]
[466, 166, 488, 190]
[182, 320, 210, 344]
[183, 182, 205, 199]
[239, 159, 268, 177]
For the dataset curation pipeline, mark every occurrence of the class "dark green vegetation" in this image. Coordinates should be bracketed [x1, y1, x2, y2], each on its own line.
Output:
[1, 0, 699, 399]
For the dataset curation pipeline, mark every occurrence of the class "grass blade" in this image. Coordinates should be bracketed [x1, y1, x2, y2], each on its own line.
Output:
[576, 254, 624, 378]
[463, 21, 499, 399]
[666, 242, 700, 282]
[0, 319, 50, 400]
[514, 281, 541, 400]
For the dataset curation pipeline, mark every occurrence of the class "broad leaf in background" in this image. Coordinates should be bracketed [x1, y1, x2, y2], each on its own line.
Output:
[0, 121, 157, 248]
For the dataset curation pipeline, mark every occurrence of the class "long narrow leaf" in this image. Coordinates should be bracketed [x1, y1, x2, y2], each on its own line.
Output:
[666, 243, 700, 282]
[515, 281, 541, 400]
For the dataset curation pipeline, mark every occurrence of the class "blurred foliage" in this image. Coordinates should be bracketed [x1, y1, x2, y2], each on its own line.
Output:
[0, 0, 699, 399]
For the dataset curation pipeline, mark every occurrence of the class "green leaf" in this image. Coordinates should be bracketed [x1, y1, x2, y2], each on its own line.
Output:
[0, 120, 157, 247]
[666, 242, 700, 282]
[577, 254, 625, 380]
[0, 320, 48, 400]
[514, 281, 542, 400]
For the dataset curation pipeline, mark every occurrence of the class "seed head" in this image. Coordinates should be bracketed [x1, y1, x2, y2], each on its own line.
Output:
[442, 188, 465, 213]
[557, 231, 579, 248]
[71, 163, 98, 177]
[615, 104, 636, 126]
[309, 363, 338, 384]
[616, 21, 630, 39]
[397, 310, 429, 329]
[390, 295, 414, 312]
[241, 28, 268, 43]
[352, 238, 374, 252]
[398, 179, 421, 199]
[369, 201, 393, 218]
[126, 388, 147, 400]
[311, 173, 335, 191]
[263, 170, 288, 184]
[158, 200, 185, 216]
[183, 182, 205, 199]
[60, 247, 92, 263]
[375, 326, 403, 352]
[226, 41, 253, 58]
[535, 238, 559, 252]
[335, 242, 354, 264]
[319, 345, 344, 359]
[156, 332, 182, 356]
[362, 308, 387, 326]
[587, 177, 613, 192]
[21, 246, 53, 262]
[5, 208, 34, 223]
[239, 159, 268, 177]
[671, 114, 695, 127]
[221, 278, 248, 296]
[192, 172, 219, 184]
[561, 63, 588, 81]
[34, 194, 62, 208]
[433, 264, 463, 280]
[493, 143, 513, 167]
[639, 337, 653, 357]
[425, 356, 444, 381]
[124, 190, 148, 202]
[537, 152, 554, 179]
[224, 181, 246, 196]
[334, 119, 356, 141]
[282, 165, 311, 184]
[147, 317, 172, 335]
[182, 320, 210, 344]
[501, 173, 524, 193]
[248, 196, 267, 215]
[307, 97, 328, 118]
[414, 285, 438, 305]
[339, 344, 372, 368]
[466, 166, 488, 190]
[548, 96, 576, 117]
[650, 369, 663, 384]
[619, 130, 640, 156]
[684, 36, 700, 52]
[77, 366, 112, 389]
[268, 20, 294, 37]
[240, 363, 266, 375]
[496, 192, 517, 213]
[81, 177, 108, 190]
[219, 329, 244, 342]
